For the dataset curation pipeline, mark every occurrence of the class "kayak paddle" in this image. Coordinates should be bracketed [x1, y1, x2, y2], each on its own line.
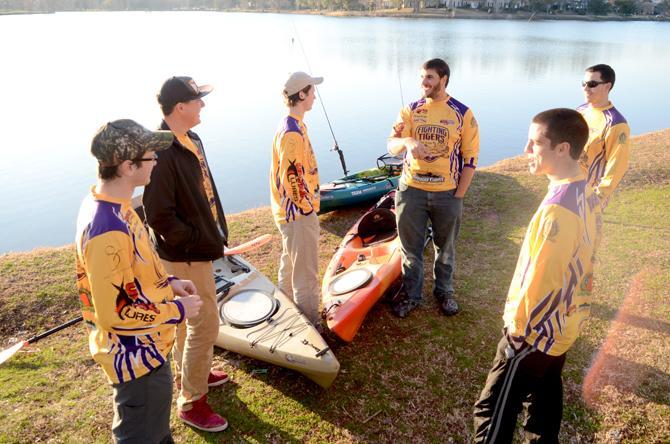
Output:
[0, 316, 83, 365]
[1, 234, 272, 365]
[223, 234, 272, 256]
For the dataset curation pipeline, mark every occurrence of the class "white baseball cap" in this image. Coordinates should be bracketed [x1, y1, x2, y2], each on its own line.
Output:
[283, 71, 324, 96]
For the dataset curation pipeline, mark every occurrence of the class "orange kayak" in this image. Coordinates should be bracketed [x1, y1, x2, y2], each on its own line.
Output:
[321, 191, 401, 342]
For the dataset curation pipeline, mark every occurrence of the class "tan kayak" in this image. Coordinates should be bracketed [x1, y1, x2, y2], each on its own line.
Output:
[213, 255, 340, 388]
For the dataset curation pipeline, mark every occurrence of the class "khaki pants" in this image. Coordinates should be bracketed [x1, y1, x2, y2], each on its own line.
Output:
[276, 212, 320, 324]
[161, 260, 219, 411]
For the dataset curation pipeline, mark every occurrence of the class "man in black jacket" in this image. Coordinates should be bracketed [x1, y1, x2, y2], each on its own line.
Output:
[143, 76, 229, 433]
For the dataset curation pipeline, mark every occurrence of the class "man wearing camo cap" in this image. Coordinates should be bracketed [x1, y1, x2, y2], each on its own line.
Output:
[75, 119, 203, 442]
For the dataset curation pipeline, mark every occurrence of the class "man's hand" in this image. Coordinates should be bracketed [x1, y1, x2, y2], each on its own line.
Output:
[170, 279, 197, 297]
[453, 166, 475, 199]
[177, 294, 203, 319]
[405, 138, 428, 160]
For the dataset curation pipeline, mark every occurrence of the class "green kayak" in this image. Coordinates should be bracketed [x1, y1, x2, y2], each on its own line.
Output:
[318, 154, 402, 214]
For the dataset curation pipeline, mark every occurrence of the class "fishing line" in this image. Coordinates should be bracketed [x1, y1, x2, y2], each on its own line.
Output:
[291, 21, 349, 176]
[397, 64, 405, 107]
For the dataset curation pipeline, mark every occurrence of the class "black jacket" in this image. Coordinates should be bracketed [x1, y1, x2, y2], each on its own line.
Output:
[143, 122, 228, 262]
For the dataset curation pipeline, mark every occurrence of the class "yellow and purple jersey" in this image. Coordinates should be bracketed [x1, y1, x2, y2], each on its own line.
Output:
[390, 95, 480, 192]
[75, 187, 184, 384]
[577, 102, 630, 205]
[176, 134, 221, 227]
[270, 115, 320, 224]
[503, 175, 599, 356]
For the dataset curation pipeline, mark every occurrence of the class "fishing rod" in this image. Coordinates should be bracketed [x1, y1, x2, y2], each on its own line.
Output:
[291, 23, 349, 177]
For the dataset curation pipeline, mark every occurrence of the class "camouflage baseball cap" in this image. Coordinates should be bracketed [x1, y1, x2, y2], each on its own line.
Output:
[91, 119, 173, 167]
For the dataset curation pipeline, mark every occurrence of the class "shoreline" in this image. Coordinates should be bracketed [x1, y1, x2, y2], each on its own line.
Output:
[1, 8, 668, 22]
[2, 128, 667, 256]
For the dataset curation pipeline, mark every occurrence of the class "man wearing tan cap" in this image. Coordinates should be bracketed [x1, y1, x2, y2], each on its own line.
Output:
[143, 76, 229, 432]
[270, 71, 323, 327]
[75, 119, 202, 442]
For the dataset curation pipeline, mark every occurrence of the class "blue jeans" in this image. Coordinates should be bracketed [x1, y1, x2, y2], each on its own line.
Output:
[395, 183, 463, 302]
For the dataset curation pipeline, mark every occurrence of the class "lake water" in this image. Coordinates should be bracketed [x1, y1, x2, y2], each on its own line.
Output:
[1, 11, 669, 253]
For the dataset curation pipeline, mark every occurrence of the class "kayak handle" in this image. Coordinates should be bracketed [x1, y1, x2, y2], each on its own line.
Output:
[315, 346, 331, 358]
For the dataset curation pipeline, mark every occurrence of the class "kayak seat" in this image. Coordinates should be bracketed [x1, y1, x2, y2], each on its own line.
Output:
[357, 208, 397, 246]
[375, 192, 396, 211]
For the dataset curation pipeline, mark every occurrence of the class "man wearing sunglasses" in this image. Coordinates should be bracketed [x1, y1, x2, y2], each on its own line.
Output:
[577, 64, 630, 207]
[143, 77, 230, 433]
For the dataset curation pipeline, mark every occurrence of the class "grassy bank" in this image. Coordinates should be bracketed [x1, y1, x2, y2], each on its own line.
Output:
[1, 130, 668, 442]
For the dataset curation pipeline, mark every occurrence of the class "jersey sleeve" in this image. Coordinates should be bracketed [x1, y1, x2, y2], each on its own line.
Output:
[277, 131, 315, 215]
[460, 109, 480, 169]
[506, 206, 579, 347]
[597, 123, 630, 203]
[389, 107, 412, 140]
[83, 231, 184, 334]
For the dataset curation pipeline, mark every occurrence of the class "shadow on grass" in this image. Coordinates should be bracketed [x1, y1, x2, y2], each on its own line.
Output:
[192, 375, 302, 442]
[213, 171, 566, 440]
[584, 352, 670, 407]
[590, 302, 670, 335]
[200, 169, 654, 440]
[0, 358, 42, 371]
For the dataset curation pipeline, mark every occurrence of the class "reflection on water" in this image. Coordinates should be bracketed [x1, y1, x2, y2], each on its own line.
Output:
[0, 12, 668, 252]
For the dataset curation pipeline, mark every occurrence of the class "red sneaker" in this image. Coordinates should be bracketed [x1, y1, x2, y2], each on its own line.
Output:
[207, 370, 229, 387]
[178, 396, 228, 432]
[176, 370, 229, 390]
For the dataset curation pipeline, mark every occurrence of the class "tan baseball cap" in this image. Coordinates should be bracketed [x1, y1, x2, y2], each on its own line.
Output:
[283, 71, 324, 96]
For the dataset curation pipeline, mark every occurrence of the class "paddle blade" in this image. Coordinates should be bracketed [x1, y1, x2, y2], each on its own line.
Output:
[0, 341, 28, 365]
[224, 234, 272, 256]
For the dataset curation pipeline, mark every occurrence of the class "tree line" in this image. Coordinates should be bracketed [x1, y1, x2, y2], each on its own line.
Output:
[1, 0, 668, 16]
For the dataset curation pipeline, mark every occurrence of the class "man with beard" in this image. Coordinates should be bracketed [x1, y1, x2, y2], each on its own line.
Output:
[387, 58, 480, 318]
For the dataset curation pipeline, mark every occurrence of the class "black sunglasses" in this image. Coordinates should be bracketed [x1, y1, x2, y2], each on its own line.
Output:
[582, 80, 608, 88]
[134, 156, 158, 162]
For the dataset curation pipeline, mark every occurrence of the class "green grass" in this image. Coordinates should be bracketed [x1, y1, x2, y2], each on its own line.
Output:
[1, 129, 669, 442]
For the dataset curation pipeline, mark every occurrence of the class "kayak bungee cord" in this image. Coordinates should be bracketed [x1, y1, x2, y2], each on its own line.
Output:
[291, 21, 349, 176]
[246, 307, 308, 353]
